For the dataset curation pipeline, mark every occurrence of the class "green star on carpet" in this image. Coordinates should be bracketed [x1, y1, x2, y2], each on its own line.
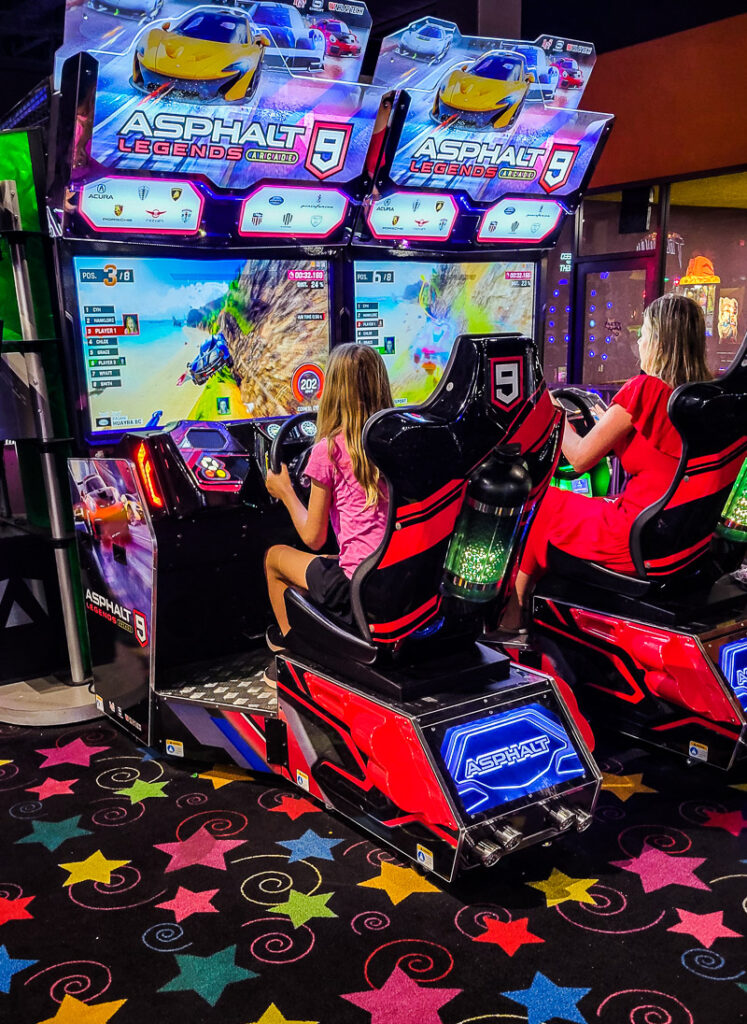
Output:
[114, 779, 169, 804]
[158, 945, 257, 1006]
[268, 889, 337, 928]
[16, 816, 92, 852]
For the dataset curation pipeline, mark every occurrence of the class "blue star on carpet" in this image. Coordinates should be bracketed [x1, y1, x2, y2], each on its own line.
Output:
[16, 816, 92, 852]
[277, 829, 343, 864]
[0, 945, 38, 993]
[502, 971, 590, 1024]
[159, 945, 257, 1006]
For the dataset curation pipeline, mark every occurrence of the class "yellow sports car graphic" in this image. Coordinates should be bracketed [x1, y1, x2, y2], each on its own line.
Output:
[432, 50, 533, 130]
[132, 7, 270, 102]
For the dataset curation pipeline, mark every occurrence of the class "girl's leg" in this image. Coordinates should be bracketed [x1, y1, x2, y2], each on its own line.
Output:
[264, 545, 318, 635]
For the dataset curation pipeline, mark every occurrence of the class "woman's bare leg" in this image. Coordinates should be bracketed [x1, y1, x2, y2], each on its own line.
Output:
[500, 571, 534, 630]
[264, 545, 317, 634]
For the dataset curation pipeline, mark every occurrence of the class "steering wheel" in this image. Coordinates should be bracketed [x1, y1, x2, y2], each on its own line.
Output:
[268, 412, 318, 498]
[551, 387, 607, 434]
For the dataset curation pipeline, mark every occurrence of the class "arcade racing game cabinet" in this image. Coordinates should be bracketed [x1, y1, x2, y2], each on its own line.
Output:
[53, 9, 614, 878]
[50, 0, 380, 741]
[524, 340, 747, 771]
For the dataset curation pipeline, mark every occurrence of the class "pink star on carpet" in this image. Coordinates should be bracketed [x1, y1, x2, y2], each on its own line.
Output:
[156, 886, 220, 922]
[26, 778, 78, 801]
[668, 908, 742, 948]
[342, 966, 461, 1024]
[702, 809, 747, 836]
[35, 738, 109, 768]
[268, 795, 319, 820]
[611, 845, 709, 893]
[474, 916, 545, 956]
[155, 826, 246, 872]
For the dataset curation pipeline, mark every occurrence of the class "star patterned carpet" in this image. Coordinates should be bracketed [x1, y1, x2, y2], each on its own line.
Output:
[1, 720, 746, 1024]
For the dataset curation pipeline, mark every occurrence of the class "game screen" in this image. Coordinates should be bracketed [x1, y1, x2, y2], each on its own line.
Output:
[72, 256, 330, 434]
[354, 260, 535, 404]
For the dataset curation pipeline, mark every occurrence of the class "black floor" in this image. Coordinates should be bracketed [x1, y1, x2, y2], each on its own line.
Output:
[1, 719, 746, 1024]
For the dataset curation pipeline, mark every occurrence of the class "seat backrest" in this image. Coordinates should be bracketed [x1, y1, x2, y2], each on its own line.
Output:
[350, 333, 563, 645]
[631, 333, 747, 580]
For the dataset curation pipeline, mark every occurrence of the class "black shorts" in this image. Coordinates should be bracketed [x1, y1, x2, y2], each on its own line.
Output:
[305, 556, 353, 625]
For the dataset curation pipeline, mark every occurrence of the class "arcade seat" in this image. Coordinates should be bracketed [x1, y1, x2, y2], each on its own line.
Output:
[281, 332, 565, 699]
[530, 334, 747, 768]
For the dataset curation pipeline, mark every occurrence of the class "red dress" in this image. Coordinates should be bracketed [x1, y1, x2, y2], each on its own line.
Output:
[520, 374, 683, 576]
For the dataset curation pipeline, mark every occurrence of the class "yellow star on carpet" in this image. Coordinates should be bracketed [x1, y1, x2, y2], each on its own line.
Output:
[197, 764, 251, 789]
[246, 1003, 319, 1024]
[0, 760, 11, 766]
[528, 867, 599, 907]
[601, 771, 656, 802]
[729, 782, 747, 792]
[358, 861, 440, 905]
[58, 850, 130, 887]
[36, 994, 127, 1024]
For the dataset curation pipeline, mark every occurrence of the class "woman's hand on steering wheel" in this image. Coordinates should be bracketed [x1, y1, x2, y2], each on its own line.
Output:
[265, 463, 294, 502]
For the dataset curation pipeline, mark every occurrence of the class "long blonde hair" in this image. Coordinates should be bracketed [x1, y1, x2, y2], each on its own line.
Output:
[641, 293, 713, 388]
[316, 343, 393, 508]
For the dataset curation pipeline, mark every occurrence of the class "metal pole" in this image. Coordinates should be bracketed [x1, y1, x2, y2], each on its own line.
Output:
[1, 179, 87, 685]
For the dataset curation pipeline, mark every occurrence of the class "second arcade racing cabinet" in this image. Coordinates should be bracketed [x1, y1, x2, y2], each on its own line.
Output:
[527, 334, 747, 771]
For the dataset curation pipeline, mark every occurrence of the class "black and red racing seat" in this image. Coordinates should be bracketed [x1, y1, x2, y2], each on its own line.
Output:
[284, 333, 563, 683]
[544, 332, 747, 600]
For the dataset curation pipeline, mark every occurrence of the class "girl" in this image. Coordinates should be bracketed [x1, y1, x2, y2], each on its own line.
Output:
[504, 293, 713, 632]
[263, 343, 393, 675]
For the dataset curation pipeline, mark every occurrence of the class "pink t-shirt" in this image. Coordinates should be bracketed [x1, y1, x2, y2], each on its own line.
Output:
[305, 434, 389, 579]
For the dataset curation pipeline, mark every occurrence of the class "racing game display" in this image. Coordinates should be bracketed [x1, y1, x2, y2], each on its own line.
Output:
[353, 260, 535, 404]
[72, 256, 330, 435]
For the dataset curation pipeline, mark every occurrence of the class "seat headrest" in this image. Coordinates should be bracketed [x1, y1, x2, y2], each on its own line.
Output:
[363, 333, 546, 501]
[669, 332, 747, 456]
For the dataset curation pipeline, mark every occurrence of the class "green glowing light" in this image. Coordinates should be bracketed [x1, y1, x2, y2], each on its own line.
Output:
[718, 459, 747, 543]
[443, 509, 515, 602]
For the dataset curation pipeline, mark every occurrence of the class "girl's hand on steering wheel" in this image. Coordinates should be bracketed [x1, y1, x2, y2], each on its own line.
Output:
[265, 463, 293, 501]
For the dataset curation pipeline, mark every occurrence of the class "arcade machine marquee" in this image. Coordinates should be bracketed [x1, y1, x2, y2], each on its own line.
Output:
[52, 4, 614, 878]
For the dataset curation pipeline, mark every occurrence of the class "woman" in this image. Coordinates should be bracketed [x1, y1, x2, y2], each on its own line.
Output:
[507, 293, 713, 630]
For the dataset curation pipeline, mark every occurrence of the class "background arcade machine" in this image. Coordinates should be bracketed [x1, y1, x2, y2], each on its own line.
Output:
[50, 0, 379, 741]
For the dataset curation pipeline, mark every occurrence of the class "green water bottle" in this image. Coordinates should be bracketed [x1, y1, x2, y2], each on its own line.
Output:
[443, 451, 532, 603]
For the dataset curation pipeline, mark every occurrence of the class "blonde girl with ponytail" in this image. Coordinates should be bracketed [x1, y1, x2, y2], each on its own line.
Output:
[263, 344, 393, 680]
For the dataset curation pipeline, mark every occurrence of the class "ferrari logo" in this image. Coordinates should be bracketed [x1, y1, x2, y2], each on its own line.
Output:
[392, 215, 399, 225]
[171, 188, 183, 201]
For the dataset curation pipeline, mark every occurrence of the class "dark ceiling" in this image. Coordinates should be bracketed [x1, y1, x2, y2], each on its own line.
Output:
[0, 0, 744, 119]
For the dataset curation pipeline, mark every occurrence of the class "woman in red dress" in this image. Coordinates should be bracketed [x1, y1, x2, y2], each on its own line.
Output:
[507, 293, 713, 629]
